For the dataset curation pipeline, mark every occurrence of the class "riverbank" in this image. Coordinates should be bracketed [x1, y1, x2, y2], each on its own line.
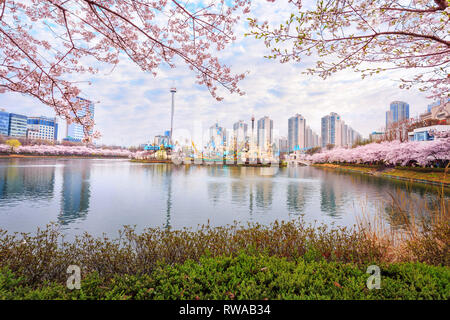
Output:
[130, 159, 288, 167]
[130, 158, 171, 163]
[312, 163, 450, 187]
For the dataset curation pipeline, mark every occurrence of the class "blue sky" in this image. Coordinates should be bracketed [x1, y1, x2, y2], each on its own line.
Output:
[0, 1, 431, 147]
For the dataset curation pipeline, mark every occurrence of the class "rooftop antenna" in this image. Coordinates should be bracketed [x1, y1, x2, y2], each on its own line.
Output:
[170, 85, 177, 145]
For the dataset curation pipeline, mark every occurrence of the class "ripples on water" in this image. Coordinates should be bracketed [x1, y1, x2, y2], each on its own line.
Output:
[0, 158, 447, 237]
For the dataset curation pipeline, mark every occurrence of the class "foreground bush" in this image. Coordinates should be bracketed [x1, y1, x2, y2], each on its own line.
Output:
[1, 253, 448, 300]
[0, 220, 388, 286]
[0, 217, 448, 289]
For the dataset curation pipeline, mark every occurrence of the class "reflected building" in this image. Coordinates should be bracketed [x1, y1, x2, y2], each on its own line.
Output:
[0, 163, 55, 203]
[286, 182, 306, 214]
[164, 168, 173, 229]
[59, 163, 91, 225]
[207, 167, 228, 205]
[317, 169, 347, 217]
[320, 182, 339, 217]
[0, 166, 24, 200]
[255, 179, 273, 210]
[231, 180, 248, 205]
[207, 182, 227, 205]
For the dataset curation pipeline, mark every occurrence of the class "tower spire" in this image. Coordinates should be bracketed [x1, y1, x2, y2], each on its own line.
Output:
[170, 87, 176, 146]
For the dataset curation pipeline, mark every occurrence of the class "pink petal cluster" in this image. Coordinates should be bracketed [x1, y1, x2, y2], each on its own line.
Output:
[303, 137, 450, 167]
[0, 0, 251, 141]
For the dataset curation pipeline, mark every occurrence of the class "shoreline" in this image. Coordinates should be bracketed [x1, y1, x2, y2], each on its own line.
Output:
[2, 154, 447, 186]
[312, 163, 450, 187]
[131, 159, 288, 167]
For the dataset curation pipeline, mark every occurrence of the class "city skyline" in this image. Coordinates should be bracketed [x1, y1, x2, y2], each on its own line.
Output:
[0, 102, 419, 149]
[1, 84, 432, 147]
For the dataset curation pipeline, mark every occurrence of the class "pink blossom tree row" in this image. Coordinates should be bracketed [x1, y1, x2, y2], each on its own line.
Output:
[0, 143, 134, 157]
[303, 136, 450, 167]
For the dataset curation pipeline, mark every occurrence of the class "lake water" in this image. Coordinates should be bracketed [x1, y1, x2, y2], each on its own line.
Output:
[0, 158, 446, 238]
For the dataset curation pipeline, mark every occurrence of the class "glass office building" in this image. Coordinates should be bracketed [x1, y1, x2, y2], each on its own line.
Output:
[27, 116, 58, 141]
[66, 97, 95, 141]
[233, 120, 248, 146]
[386, 101, 409, 128]
[0, 110, 9, 136]
[288, 114, 306, 152]
[8, 113, 28, 137]
[257, 116, 273, 152]
[321, 112, 340, 147]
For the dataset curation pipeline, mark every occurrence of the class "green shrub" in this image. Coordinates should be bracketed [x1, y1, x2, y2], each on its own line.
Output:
[0, 220, 387, 286]
[1, 253, 448, 300]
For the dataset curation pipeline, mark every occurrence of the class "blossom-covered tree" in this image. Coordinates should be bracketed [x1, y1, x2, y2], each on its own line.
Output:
[5, 138, 21, 152]
[0, 0, 251, 141]
[0, 143, 134, 157]
[248, 0, 449, 100]
[303, 134, 450, 167]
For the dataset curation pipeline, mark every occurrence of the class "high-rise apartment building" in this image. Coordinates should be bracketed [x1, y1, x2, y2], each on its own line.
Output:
[386, 101, 409, 129]
[27, 116, 58, 141]
[305, 126, 320, 149]
[209, 122, 227, 149]
[8, 113, 28, 137]
[0, 109, 9, 136]
[321, 112, 340, 147]
[154, 134, 170, 146]
[322, 112, 361, 147]
[233, 120, 248, 148]
[66, 97, 95, 141]
[278, 137, 288, 154]
[257, 116, 273, 152]
[288, 114, 306, 152]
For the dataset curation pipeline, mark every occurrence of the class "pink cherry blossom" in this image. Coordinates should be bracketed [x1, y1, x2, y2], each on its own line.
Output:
[0, 144, 134, 157]
[249, 0, 449, 100]
[303, 135, 450, 167]
[0, 0, 250, 141]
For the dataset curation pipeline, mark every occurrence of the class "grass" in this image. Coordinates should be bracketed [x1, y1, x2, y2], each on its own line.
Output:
[1, 253, 448, 300]
[312, 163, 450, 185]
[384, 168, 448, 183]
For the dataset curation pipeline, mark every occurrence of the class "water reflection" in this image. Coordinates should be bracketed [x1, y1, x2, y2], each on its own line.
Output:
[59, 162, 90, 225]
[0, 160, 55, 205]
[0, 158, 447, 236]
[164, 167, 172, 229]
[137, 164, 175, 229]
[256, 179, 273, 210]
[208, 181, 227, 205]
[286, 182, 306, 214]
[320, 180, 342, 218]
